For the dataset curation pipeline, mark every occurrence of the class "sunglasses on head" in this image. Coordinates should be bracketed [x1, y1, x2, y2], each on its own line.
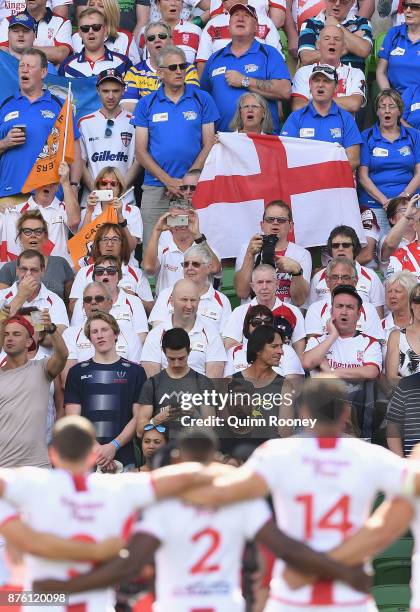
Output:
[179, 184, 196, 192]
[104, 119, 114, 138]
[181, 260, 202, 268]
[161, 62, 188, 71]
[80, 23, 104, 32]
[147, 32, 169, 41]
[264, 216, 289, 224]
[83, 295, 106, 304]
[331, 241, 353, 249]
[144, 424, 168, 433]
[250, 317, 273, 326]
[94, 266, 118, 276]
[21, 227, 45, 236]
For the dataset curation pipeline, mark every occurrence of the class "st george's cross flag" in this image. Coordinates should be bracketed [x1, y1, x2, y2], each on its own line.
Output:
[192, 132, 365, 259]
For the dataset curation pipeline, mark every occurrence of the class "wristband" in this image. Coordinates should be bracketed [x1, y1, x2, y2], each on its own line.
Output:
[111, 439, 121, 450]
[70, 182, 80, 188]
[194, 234, 207, 244]
[291, 268, 303, 276]
[43, 323, 57, 335]
[118, 219, 128, 228]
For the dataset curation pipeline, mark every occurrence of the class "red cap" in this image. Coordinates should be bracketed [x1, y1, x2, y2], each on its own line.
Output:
[4, 315, 37, 352]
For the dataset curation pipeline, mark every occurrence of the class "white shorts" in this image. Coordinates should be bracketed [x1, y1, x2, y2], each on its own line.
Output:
[264, 597, 378, 612]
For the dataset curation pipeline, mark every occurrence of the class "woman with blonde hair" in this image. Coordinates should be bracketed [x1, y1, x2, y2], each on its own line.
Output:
[386, 282, 420, 381]
[229, 93, 273, 134]
[72, 0, 140, 63]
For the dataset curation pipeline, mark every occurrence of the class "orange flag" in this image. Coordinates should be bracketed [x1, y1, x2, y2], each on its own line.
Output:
[22, 89, 75, 193]
[68, 206, 118, 270]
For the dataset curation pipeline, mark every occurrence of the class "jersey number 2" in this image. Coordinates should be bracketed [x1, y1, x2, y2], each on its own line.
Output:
[190, 528, 221, 574]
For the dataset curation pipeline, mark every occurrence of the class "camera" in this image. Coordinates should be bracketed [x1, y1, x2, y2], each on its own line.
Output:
[167, 214, 189, 227]
[261, 234, 277, 268]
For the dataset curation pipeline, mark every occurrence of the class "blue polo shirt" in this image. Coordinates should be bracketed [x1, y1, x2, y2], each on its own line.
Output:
[281, 101, 362, 149]
[200, 40, 290, 134]
[358, 123, 420, 209]
[402, 84, 420, 130]
[0, 90, 63, 197]
[378, 24, 420, 95]
[131, 84, 219, 187]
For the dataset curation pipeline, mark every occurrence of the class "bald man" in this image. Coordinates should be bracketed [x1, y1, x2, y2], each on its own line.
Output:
[292, 25, 366, 113]
[141, 279, 226, 378]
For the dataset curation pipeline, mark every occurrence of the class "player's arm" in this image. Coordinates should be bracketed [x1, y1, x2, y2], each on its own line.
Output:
[256, 519, 371, 593]
[34, 532, 159, 594]
[151, 462, 216, 499]
[1, 518, 124, 562]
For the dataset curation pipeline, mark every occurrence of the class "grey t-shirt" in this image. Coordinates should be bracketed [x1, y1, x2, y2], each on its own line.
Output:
[0, 256, 74, 299]
[0, 359, 53, 468]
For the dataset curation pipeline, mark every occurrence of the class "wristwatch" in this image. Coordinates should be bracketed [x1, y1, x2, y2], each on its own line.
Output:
[291, 268, 303, 276]
[194, 234, 207, 244]
[43, 323, 57, 335]
[241, 76, 250, 88]
[118, 219, 128, 228]
[70, 182, 80, 188]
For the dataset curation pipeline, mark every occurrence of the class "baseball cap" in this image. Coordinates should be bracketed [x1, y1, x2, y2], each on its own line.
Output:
[4, 315, 37, 351]
[272, 304, 297, 344]
[96, 68, 125, 88]
[331, 284, 363, 308]
[229, 3, 258, 19]
[8, 13, 36, 30]
[309, 64, 338, 82]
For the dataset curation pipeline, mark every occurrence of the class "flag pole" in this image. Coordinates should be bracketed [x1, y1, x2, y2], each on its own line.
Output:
[61, 81, 72, 163]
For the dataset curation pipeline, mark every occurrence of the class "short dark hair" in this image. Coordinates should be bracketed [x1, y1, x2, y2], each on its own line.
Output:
[93, 254, 122, 280]
[243, 304, 273, 339]
[22, 47, 48, 70]
[17, 249, 45, 269]
[247, 325, 280, 363]
[177, 427, 219, 462]
[161, 327, 190, 353]
[332, 284, 363, 309]
[327, 226, 361, 258]
[301, 377, 348, 423]
[50, 416, 96, 461]
[264, 200, 292, 222]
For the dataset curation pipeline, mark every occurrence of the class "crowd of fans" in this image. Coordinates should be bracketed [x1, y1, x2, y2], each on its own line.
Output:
[0, 0, 419, 604]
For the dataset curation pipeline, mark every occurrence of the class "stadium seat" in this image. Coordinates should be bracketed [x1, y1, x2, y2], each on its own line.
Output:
[222, 266, 240, 309]
[372, 584, 411, 610]
[373, 538, 413, 586]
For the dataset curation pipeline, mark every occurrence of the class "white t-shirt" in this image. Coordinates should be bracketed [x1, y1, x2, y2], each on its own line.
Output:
[222, 297, 306, 347]
[141, 315, 227, 374]
[246, 436, 407, 606]
[304, 295, 385, 340]
[235, 240, 312, 304]
[69, 263, 152, 302]
[309, 262, 385, 308]
[0, 468, 155, 611]
[292, 63, 366, 107]
[63, 323, 142, 363]
[0, 282, 69, 327]
[305, 332, 383, 372]
[156, 237, 187, 296]
[135, 496, 271, 612]
[224, 340, 304, 377]
[149, 284, 231, 332]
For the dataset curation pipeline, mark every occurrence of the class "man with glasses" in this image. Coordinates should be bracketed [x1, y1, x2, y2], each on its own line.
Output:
[78, 69, 140, 199]
[282, 65, 362, 171]
[305, 257, 384, 339]
[298, 0, 373, 72]
[58, 8, 132, 78]
[61, 281, 142, 386]
[132, 45, 219, 247]
[235, 200, 312, 307]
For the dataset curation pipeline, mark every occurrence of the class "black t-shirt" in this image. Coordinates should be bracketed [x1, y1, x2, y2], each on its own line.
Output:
[64, 358, 146, 465]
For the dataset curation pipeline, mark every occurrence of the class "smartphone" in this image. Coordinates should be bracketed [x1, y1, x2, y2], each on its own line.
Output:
[167, 214, 189, 227]
[92, 189, 114, 202]
[14, 124, 26, 135]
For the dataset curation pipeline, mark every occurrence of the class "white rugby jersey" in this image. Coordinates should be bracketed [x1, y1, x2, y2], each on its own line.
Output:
[304, 295, 384, 340]
[387, 241, 420, 283]
[224, 340, 304, 377]
[0, 282, 69, 327]
[141, 314, 227, 373]
[70, 262, 152, 302]
[148, 284, 231, 332]
[78, 109, 136, 180]
[0, 0, 71, 20]
[196, 11, 282, 63]
[0, 468, 155, 611]
[72, 28, 140, 64]
[135, 496, 271, 612]
[305, 331, 383, 372]
[139, 20, 202, 64]
[63, 323, 142, 363]
[309, 262, 385, 308]
[0, 9, 72, 52]
[292, 63, 366, 106]
[246, 436, 407, 607]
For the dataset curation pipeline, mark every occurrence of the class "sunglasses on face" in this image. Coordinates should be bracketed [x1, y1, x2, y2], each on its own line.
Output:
[264, 216, 289, 224]
[161, 62, 188, 71]
[250, 317, 273, 326]
[181, 260, 203, 268]
[104, 119, 114, 138]
[21, 227, 45, 236]
[403, 2, 420, 9]
[94, 266, 118, 276]
[80, 23, 104, 32]
[179, 184, 196, 192]
[100, 179, 118, 188]
[146, 33, 169, 42]
[83, 295, 106, 304]
[331, 241, 353, 249]
[143, 424, 168, 433]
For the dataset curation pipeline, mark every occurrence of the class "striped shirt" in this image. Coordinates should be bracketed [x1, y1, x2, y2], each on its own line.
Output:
[58, 46, 132, 78]
[387, 373, 420, 456]
[123, 59, 199, 103]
